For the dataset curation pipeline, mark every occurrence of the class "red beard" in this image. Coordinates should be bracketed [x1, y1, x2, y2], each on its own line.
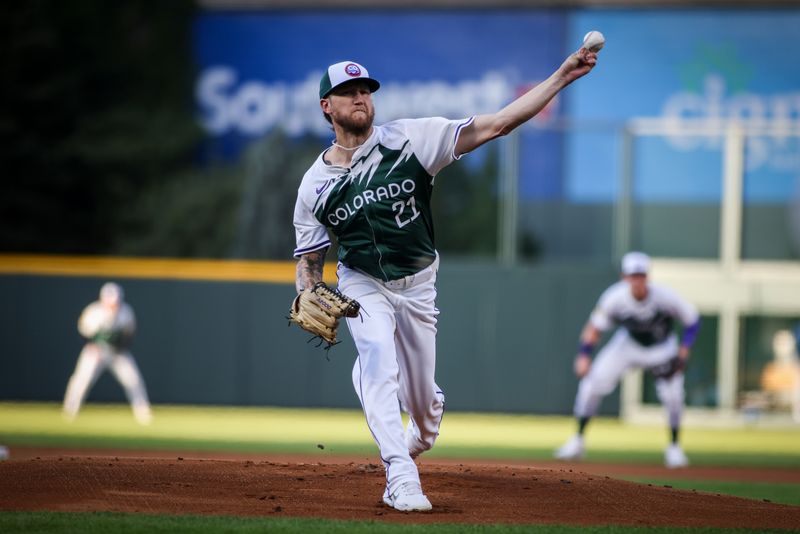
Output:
[334, 108, 374, 136]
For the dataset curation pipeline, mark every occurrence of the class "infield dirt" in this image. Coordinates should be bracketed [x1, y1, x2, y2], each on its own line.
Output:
[1, 448, 799, 529]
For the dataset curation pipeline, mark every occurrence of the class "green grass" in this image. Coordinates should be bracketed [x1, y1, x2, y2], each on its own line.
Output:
[0, 511, 791, 534]
[619, 477, 800, 506]
[1, 402, 798, 467]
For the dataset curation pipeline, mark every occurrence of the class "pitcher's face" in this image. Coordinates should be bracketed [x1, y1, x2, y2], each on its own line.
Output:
[321, 80, 375, 134]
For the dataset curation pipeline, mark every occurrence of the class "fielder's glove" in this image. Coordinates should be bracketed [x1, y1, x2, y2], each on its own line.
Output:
[92, 329, 133, 349]
[650, 356, 686, 379]
[288, 282, 361, 348]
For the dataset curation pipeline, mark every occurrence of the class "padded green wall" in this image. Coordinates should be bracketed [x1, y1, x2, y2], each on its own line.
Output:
[0, 262, 619, 414]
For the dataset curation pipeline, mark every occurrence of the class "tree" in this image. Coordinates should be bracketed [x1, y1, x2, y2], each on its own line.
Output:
[0, 1, 205, 255]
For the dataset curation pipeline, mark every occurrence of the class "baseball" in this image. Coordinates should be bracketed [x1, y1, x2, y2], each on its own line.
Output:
[582, 30, 605, 52]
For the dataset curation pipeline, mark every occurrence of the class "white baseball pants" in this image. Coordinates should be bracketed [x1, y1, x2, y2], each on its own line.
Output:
[574, 329, 685, 428]
[339, 257, 445, 496]
[63, 343, 152, 424]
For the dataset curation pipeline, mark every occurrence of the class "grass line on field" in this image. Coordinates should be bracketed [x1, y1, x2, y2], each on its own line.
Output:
[0, 511, 793, 534]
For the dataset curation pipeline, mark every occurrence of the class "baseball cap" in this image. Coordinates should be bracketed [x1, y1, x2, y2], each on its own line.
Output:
[319, 61, 380, 99]
[621, 251, 651, 276]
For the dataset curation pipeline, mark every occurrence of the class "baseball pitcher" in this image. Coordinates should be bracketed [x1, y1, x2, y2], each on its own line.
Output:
[292, 49, 597, 511]
[555, 251, 701, 468]
[63, 282, 153, 425]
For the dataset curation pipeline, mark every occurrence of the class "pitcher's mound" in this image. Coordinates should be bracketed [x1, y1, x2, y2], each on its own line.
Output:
[1, 457, 798, 529]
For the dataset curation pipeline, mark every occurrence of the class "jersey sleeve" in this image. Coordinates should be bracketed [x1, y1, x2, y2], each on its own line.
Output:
[120, 304, 136, 336]
[402, 117, 474, 176]
[588, 285, 619, 332]
[293, 187, 330, 258]
[77, 303, 100, 338]
[659, 285, 700, 326]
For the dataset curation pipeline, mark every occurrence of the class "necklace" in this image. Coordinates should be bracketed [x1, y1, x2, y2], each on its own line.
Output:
[331, 140, 365, 151]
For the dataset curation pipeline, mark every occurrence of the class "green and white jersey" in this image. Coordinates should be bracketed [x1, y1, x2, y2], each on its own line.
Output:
[293, 117, 473, 281]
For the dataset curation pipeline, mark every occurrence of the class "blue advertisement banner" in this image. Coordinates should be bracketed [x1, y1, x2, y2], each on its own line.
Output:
[194, 9, 800, 203]
[566, 9, 800, 203]
[193, 11, 569, 199]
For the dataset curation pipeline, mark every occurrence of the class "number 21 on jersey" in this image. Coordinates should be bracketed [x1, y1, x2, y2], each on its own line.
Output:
[392, 196, 420, 228]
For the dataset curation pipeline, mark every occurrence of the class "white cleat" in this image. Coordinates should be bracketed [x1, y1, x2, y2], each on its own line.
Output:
[383, 481, 432, 512]
[134, 407, 153, 426]
[62, 410, 77, 423]
[665, 444, 689, 468]
[554, 435, 585, 461]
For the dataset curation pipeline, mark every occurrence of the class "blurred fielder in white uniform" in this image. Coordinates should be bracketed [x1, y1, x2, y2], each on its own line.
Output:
[63, 282, 153, 425]
[294, 47, 597, 512]
[555, 252, 700, 468]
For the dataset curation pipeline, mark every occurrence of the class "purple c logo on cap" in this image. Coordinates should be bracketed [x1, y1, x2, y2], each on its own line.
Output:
[344, 63, 361, 77]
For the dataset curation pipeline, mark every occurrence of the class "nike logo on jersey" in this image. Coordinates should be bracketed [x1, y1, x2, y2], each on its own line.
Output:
[316, 180, 333, 195]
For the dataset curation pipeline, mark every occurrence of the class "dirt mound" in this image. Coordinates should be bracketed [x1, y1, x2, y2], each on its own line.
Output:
[1, 455, 798, 528]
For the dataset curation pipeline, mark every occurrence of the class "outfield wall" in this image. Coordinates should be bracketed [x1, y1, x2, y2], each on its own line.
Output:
[0, 262, 620, 415]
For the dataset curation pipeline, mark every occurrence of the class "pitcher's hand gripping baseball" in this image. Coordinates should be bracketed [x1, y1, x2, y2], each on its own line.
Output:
[288, 282, 361, 348]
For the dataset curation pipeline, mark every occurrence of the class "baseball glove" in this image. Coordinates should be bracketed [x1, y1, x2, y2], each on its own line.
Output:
[650, 356, 686, 379]
[93, 329, 133, 349]
[288, 282, 361, 348]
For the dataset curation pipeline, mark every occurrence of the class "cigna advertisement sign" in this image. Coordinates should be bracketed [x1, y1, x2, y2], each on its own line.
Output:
[660, 74, 800, 175]
[567, 10, 800, 202]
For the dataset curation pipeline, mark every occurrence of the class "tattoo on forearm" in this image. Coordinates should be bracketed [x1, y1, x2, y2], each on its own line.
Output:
[296, 250, 326, 293]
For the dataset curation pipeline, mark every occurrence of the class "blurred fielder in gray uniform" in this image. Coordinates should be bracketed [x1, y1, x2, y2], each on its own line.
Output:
[294, 47, 598, 511]
[63, 282, 153, 425]
[555, 252, 700, 468]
